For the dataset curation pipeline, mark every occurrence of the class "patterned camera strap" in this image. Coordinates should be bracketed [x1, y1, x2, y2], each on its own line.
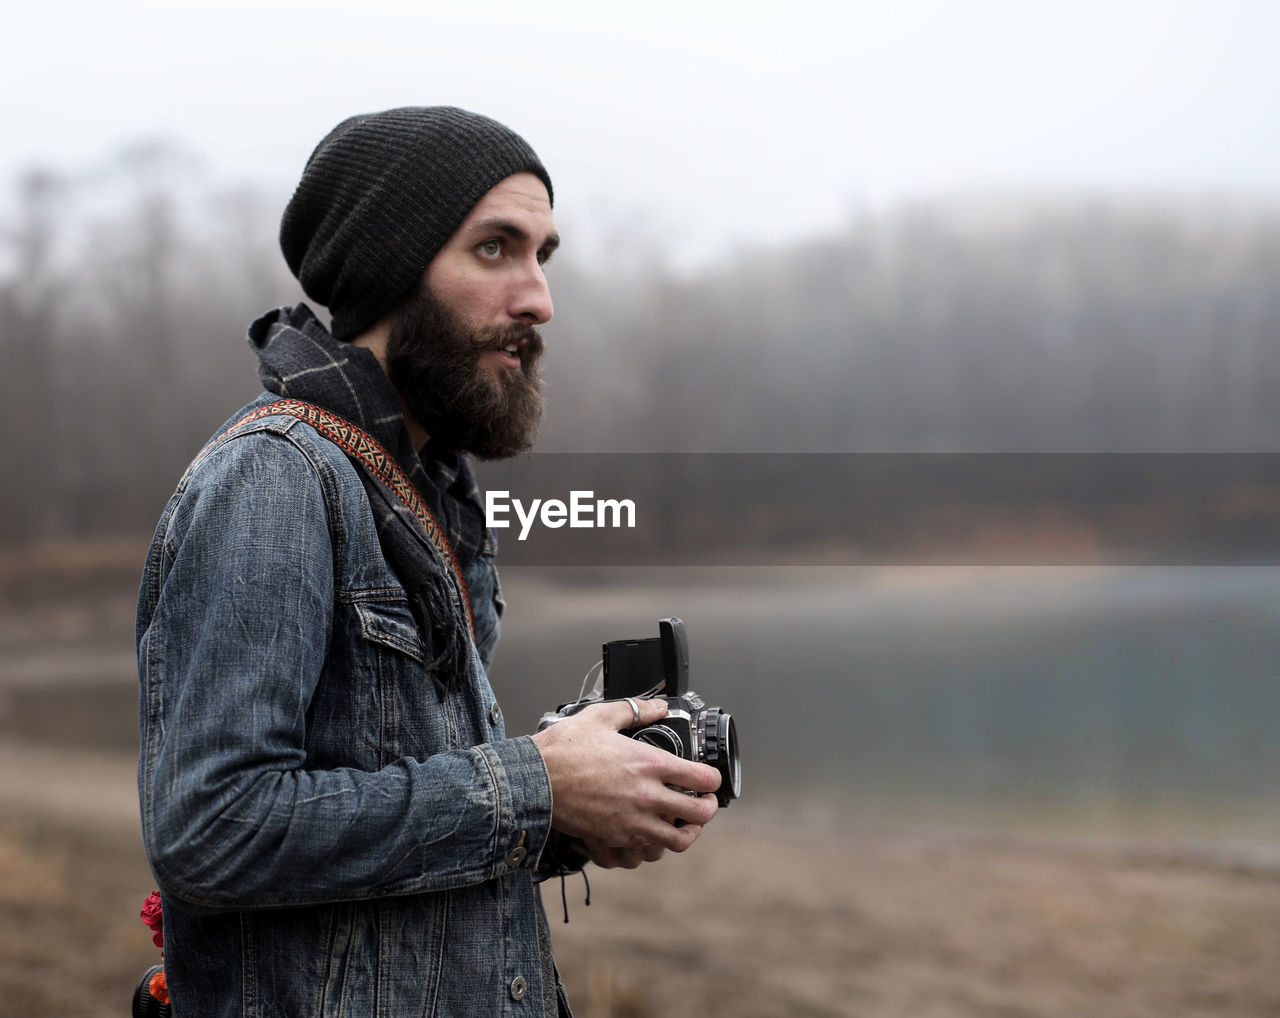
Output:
[199, 398, 475, 640]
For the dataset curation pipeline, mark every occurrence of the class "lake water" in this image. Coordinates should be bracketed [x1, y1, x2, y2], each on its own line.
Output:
[490, 566, 1280, 844]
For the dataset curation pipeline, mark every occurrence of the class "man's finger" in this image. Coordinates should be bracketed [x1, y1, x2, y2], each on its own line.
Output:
[659, 788, 718, 828]
[653, 754, 722, 798]
[600, 696, 668, 732]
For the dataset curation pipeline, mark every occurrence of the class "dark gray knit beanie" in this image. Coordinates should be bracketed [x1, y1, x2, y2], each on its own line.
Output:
[280, 106, 553, 341]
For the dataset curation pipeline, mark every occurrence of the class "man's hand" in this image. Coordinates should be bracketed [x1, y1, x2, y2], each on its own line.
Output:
[531, 697, 720, 855]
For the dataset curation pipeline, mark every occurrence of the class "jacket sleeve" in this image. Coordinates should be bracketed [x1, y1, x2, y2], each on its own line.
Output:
[138, 426, 554, 912]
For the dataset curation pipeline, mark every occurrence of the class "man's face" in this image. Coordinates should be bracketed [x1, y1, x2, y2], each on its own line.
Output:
[385, 173, 559, 459]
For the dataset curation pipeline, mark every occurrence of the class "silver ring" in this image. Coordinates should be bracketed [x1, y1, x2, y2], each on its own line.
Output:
[623, 696, 641, 728]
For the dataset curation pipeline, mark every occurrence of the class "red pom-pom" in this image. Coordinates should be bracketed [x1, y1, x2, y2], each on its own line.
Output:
[149, 969, 170, 1005]
[140, 891, 163, 931]
[140, 890, 164, 949]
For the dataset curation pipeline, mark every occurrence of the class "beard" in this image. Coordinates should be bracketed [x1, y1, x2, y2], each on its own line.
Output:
[385, 282, 545, 460]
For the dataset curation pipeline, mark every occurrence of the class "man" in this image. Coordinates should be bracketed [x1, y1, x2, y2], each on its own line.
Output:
[136, 106, 720, 1018]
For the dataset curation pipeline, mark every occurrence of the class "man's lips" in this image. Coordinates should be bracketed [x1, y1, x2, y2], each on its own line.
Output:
[477, 333, 538, 372]
[481, 347, 523, 371]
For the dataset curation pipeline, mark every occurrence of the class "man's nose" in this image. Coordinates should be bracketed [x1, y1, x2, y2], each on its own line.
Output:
[511, 262, 553, 325]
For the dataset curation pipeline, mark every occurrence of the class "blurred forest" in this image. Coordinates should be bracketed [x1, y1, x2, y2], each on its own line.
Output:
[2, 142, 1279, 548]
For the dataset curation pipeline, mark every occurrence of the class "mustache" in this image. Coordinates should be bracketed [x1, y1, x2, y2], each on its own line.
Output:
[473, 323, 544, 354]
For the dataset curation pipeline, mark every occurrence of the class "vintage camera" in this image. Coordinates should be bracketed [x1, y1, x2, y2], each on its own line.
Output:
[538, 618, 740, 807]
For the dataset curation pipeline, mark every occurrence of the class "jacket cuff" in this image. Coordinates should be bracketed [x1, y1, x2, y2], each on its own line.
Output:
[476, 735, 555, 874]
[533, 830, 589, 879]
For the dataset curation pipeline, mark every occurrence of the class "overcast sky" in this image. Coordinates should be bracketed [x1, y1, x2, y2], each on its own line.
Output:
[3, 0, 1278, 265]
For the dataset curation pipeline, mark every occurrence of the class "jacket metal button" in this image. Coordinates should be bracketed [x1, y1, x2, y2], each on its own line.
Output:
[509, 976, 528, 1001]
[489, 701, 502, 726]
[505, 845, 528, 867]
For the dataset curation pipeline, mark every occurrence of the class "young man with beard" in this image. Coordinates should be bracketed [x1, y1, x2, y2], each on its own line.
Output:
[136, 107, 720, 1018]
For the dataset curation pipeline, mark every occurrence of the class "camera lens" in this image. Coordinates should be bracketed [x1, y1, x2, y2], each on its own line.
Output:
[701, 709, 740, 807]
[632, 724, 684, 757]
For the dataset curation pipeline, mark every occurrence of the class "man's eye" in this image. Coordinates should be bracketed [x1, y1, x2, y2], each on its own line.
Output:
[478, 239, 502, 259]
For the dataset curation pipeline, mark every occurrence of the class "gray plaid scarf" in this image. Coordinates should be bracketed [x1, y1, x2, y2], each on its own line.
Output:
[248, 303, 485, 690]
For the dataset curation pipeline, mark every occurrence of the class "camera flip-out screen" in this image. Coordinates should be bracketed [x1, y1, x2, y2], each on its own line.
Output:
[603, 617, 688, 698]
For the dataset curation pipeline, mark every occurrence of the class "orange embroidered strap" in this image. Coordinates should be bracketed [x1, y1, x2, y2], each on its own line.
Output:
[215, 398, 475, 640]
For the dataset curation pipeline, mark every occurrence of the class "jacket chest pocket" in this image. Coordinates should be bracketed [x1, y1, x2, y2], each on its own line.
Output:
[349, 599, 466, 761]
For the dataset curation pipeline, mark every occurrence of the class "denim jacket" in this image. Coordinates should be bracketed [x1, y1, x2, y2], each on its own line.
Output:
[137, 394, 567, 1017]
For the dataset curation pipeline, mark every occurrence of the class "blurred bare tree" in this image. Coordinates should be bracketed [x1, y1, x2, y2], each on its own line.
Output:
[0, 169, 66, 537]
[0, 141, 298, 544]
[538, 198, 1280, 454]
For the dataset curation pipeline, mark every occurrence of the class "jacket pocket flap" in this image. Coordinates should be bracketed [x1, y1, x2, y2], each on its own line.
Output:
[354, 600, 424, 663]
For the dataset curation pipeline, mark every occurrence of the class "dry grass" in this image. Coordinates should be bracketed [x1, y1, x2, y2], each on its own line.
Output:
[0, 809, 156, 1018]
[3, 779, 1278, 1018]
[551, 813, 1280, 1017]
